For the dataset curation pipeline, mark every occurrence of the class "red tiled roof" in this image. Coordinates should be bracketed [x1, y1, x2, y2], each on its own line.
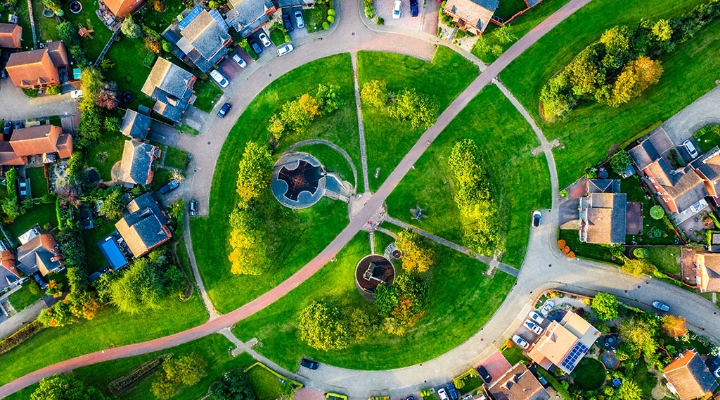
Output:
[0, 142, 28, 165]
[10, 125, 61, 157]
[56, 134, 73, 159]
[6, 48, 60, 88]
[0, 23, 22, 48]
[103, 0, 144, 18]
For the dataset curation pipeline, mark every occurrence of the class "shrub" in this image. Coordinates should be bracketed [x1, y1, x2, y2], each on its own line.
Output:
[650, 205, 664, 220]
[633, 247, 649, 259]
[557, 239, 566, 249]
[22, 88, 39, 98]
[46, 85, 62, 95]
[322, 22, 329, 30]
[162, 40, 173, 52]
[328, 8, 335, 16]
[143, 53, 157, 68]
[327, 15, 334, 23]
[562, 246, 570, 254]
[0, 320, 44, 355]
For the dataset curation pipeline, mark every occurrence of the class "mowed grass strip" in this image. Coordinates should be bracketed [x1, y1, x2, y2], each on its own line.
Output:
[386, 85, 551, 268]
[190, 54, 360, 314]
[358, 47, 479, 191]
[233, 233, 516, 370]
[500, 0, 720, 187]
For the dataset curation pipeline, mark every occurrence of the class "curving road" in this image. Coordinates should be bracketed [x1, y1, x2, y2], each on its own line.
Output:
[6, 0, 720, 397]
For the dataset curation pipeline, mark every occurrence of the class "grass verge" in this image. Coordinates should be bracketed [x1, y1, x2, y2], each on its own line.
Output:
[7, 283, 44, 312]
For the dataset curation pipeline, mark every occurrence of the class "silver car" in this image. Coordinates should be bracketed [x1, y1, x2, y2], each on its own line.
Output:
[683, 139, 699, 159]
[277, 44, 294, 56]
[294, 10, 305, 29]
[524, 320, 544, 335]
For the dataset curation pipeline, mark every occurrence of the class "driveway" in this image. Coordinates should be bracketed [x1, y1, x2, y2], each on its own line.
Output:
[478, 350, 512, 381]
[375, 0, 424, 30]
[0, 80, 79, 120]
[662, 84, 720, 145]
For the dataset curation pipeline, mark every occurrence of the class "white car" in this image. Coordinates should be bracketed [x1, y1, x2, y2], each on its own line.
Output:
[294, 10, 305, 29]
[511, 335, 529, 349]
[70, 90, 83, 98]
[529, 311, 545, 325]
[232, 54, 247, 68]
[258, 32, 272, 47]
[393, 0, 402, 19]
[209, 70, 229, 88]
[438, 389, 449, 400]
[683, 139, 699, 159]
[540, 300, 555, 316]
[277, 44, 294, 56]
[524, 320, 543, 335]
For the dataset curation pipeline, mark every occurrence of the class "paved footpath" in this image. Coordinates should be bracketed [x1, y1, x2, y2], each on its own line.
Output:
[0, 0, 600, 396]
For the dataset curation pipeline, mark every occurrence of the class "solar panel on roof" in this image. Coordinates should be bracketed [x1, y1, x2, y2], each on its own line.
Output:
[178, 6, 203, 29]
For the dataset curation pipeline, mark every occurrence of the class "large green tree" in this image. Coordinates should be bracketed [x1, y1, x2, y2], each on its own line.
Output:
[121, 14, 142, 38]
[235, 142, 273, 207]
[152, 354, 208, 399]
[109, 258, 166, 313]
[590, 292, 619, 321]
[299, 301, 350, 351]
[32, 374, 109, 400]
[98, 187, 125, 220]
[210, 370, 258, 400]
[619, 315, 658, 358]
[388, 89, 437, 129]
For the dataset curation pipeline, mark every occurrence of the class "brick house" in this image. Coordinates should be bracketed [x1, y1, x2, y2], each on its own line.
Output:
[6, 41, 69, 89]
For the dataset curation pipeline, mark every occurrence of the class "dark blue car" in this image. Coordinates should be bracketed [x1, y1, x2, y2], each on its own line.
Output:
[217, 103, 232, 118]
[410, 0, 419, 16]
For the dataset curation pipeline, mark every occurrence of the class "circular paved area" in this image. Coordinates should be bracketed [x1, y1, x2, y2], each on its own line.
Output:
[271, 152, 326, 209]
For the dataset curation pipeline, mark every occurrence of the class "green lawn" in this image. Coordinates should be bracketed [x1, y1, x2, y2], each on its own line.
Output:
[7, 203, 57, 240]
[62, 3, 113, 61]
[7, 335, 256, 400]
[621, 176, 678, 245]
[646, 246, 681, 276]
[290, 143, 356, 188]
[190, 54, 360, 314]
[0, 290, 208, 386]
[494, 0, 530, 21]
[501, 344, 526, 366]
[82, 222, 120, 274]
[246, 364, 283, 400]
[572, 358, 605, 390]
[25, 167, 48, 197]
[163, 146, 189, 171]
[500, 0, 720, 188]
[558, 229, 617, 263]
[15, 0, 34, 49]
[7, 283, 44, 312]
[86, 132, 125, 182]
[386, 85, 551, 267]
[358, 47, 479, 191]
[269, 28, 286, 46]
[193, 79, 224, 113]
[694, 125, 720, 153]
[151, 168, 174, 192]
[472, 0, 570, 63]
[629, 358, 656, 399]
[233, 233, 516, 370]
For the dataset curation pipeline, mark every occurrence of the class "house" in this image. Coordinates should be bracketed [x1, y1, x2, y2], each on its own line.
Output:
[224, 0, 276, 37]
[120, 109, 152, 141]
[487, 363, 551, 400]
[0, 125, 73, 166]
[6, 41, 68, 89]
[664, 349, 718, 400]
[577, 179, 628, 244]
[115, 193, 172, 258]
[443, 0, 499, 35]
[690, 146, 720, 198]
[16, 232, 64, 277]
[0, 23, 22, 49]
[629, 128, 709, 219]
[99, 0, 144, 19]
[527, 311, 600, 374]
[164, 6, 231, 73]
[693, 252, 720, 292]
[117, 140, 161, 186]
[0, 240, 21, 291]
[141, 57, 197, 123]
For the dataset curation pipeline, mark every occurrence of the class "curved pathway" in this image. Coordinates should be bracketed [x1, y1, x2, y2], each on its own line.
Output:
[284, 139, 359, 192]
[0, 0, 637, 396]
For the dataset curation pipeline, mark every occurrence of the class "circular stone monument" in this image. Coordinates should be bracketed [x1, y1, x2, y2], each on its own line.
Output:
[355, 254, 395, 300]
[271, 152, 326, 209]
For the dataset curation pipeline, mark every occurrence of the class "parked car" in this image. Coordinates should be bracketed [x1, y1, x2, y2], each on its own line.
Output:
[524, 319, 544, 334]
[13, 121, 22, 130]
[277, 44, 294, 56]
[393, 0, 402, 19]
[33, 273, 47, 290]
[3, 121, 11, 136]
[532, 210, 541, 227]
[683, 139, 699, 158]
[652, 300, 670, 312]
[529, 311, 545, 324]
[437, 389, 449, 400]
[159, 179, 179, 194]
[715, 366, 720, 379]
[232, 53, 247, 68]
[70, 90, 83, 98]
[539, 299, 554, 316]
[477, 365, 492, 383]
[209, 70, 229, 88]
[0, 69, 7, 79]
[300, 357, 319, 369]
[446, 383, 458, 400]
[258, 32, 272, 47]
[406, 396, 415, 400]
[250, 40, 263, 55]
[282, 13, 294, 32]
[217, 103, 232, 118]
[189, 199, 198, 216]
[294, 10, 305, 29]
[511, 334, 529, 349]
[410, 0, 419, 16]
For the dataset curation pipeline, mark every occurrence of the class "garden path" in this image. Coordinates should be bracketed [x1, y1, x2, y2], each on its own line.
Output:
[350, 52, 371, 194]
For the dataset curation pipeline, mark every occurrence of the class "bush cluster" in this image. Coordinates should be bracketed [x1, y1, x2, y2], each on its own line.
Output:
[267, 84, 343, 140]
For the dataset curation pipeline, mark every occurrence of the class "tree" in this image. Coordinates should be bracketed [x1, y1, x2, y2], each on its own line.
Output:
[109, 258, 166, 313]
[396, 229, 434, 273]
[98, 187, 124, 220]
[661, 315, 687, 338]
[616, 379, 643, 400]
[235, 142, 273, 206]
[493, 25, 516, 44]
[228, 208, 269, 275]
[619, 316, 658, 358]
[649, 205, 664, 220]
[299, 301, 350, 351]
[97, 82, 120, 109]
[152, 354, 207, 399]
[210, 370, 258, 400]
[599, 25, 630, 69]
[567, 47, 603, 96]
[77, 107, 103, 146]
[316, 84, 343, 114]
[104, 116, 121, 132]
[540, 72, 574, 121]
[375, 274, 428, 334]
[473, 36, 491, 56]
[278, 380, 297, 400]
[80, 68, 104, 112]
[610, 150, 633, 175]
[388, 89, 437, 129]
[360, 80, 387, 108]
[631, 56, 663, 91]
[32, 374, 109, 400]
[267, 115, 285, 140]
[652, 19, 673, 41]
[121, 14, 143, 38]
[2, 197, 20, 222]
[590, 292, 619, 321]
[42, 0, 61, 13]
[621, 256, 657, 277]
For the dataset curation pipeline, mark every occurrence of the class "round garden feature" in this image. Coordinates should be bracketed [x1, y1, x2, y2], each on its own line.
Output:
[271, 152, 326, 209]
[573, 358, 606, 390]
[355, 254, 395, 300]
[69, 1, 82, 13]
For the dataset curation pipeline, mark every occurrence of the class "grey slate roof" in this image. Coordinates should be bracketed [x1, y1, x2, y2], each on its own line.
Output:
[226, 0, 274, 36]
[116, 193, 171, 258]
[469, 0, 499, 11]
[277, 0, 314, 6]
[126, 192, 169, 226]
[118, 141, 160, 185]
[176, 7, 230, 73]
[141, 58, 196, 122]
[120, 109, 152, 140]
[628, 128, 674, 170]
[587, 179, 620, 193]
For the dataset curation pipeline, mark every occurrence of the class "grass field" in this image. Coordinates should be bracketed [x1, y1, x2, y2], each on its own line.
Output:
[494, 0, 531, 21]
[7, 335, 257, 400]
[246, 364, 284, 400]
[7, 283, 43, 312]
[7, 203, 57, 240]
[357, 47, 479, 191]
[500, 0, 720, 188]
[233, 233, 516, 370]
[0, 287, 208, 386]
[385, 85, 551, 267]
[190, 54, 360, 314]
[25, 167, 48, 197]
[501, 344, 527, 365]
[647, 246, 681, 276]
[193, 80, 224, 113]
[86, 132, 126, 182]
[572, 358, 606, 390]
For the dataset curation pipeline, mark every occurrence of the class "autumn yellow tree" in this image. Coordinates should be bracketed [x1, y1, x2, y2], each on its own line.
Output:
[227, 208, 269, 275]
[396, 229, 434, 273]
[267, 115, 285, 140]
[235, 142, 273, 207]
[661, 315, 687, 338]
[652, 19, 672, 41]
[632, 56, 663, 91]
[360, 80, 387, 107]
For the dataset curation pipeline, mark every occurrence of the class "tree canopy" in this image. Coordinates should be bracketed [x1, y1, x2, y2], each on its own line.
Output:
[591, 293, 619, 321]
[210, 370, 258, 400]
[121, 14, 143, 38]
[299, 301, 351, 351]
[108, 258, 168, 313]
[32, 374, 109, 400]
[235, 142, 273, 207]
[396, 229, 434, 273]
[360, 80, 388, 107]
[152, 354, 208, 399]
